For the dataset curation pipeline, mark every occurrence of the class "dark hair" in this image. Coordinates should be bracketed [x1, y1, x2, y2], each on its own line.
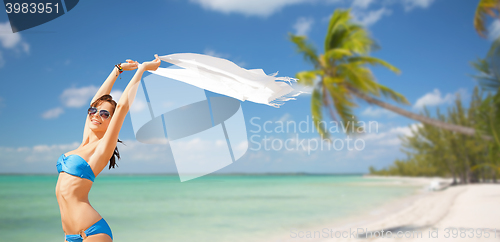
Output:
[90, 94, 124, 169]
[109, 139, 123, 169]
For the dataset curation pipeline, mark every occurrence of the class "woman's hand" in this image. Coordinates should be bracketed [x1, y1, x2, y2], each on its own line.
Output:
[139, 54, 161, 72]
[120, 59, 139, 71]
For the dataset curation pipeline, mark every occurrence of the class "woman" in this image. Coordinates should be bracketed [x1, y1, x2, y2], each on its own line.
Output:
[55, 54, 161, 242]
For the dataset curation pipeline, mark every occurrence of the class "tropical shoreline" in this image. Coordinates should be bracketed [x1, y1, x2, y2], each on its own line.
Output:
[268, 176, 500, 242]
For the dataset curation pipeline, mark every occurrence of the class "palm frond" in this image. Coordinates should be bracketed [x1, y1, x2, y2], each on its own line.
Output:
[324, 48, 353, 60]
[471, 57, 491, 73]
[337, 63, 378, 94]
[376, 83, 410, 105]
[347, 56, 401, 74]
[289, 33, 320, 68]
[323, 80, 358, 130]
[319, 81, 339, 122]
[478, 93, 500, 146]
[487, 36, 500, 57]
[312, 88, 329, 140]
[325, 9, 352, 52]
[470, 57, 500, 92]
[343, 26, 374, 54]
[296, 70, 322, 86]
[474, 0, 500, 38]
[360, 78, 384, 97]
[330, 96, 359, 133]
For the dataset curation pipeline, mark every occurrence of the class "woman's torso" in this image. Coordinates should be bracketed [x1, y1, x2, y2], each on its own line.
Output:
[55, 143, 104, 234]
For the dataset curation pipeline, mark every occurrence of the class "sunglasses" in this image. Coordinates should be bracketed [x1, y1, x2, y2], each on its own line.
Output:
[88, 107, 111, 119]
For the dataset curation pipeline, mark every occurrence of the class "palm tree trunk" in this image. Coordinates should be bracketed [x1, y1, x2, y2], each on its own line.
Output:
[346, 86, 493, 141]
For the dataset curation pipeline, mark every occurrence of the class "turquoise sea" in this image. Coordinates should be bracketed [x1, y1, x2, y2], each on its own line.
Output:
[0, 175, 420, 241]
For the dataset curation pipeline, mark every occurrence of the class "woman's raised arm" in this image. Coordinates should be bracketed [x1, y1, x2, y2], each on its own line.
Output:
[93, 55, 161, 164]
[80, 60, 139, 146]
[89, 60, 139, 106]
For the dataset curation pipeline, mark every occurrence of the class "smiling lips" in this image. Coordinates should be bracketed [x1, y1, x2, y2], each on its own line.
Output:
[91, 119, 101, 125]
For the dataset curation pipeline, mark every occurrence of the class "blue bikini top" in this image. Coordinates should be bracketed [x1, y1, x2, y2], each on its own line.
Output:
[56, 154, 96, 182]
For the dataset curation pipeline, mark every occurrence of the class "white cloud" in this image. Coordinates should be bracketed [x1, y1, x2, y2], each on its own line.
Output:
[162, 101, 174, 108]
[250, 134, 321, 155]
[130, 99, 147, 112]
[60, 85, 99, 108]
[41, 107, 64, 119]
[413, 88, 467, 110]
[234, 140, 248, 154]
[191, 0, 435, 22]
[294, 84, 313, 96]
[361, 106, 397, 118]
[293, 17, 314, 36]
[203, 48, 246, 67]
[0, 21, 30, 67]
[414, 89, 450, 109]
[402, 0, 435, 11]
[0, 140, 174, 173]
[110, 90, 123, 102]
[345, 0, 435, 27]
[25, 142, 80, 163]
[293, 75, 318, 96]
[352, 0, 375, 9]
[21, 42, 29, 54]
[488, 19, 500, 41]
[46, 86, 121, 120]
[168, 135, 235, 180]
[390, 123, 422, 137]
[32, 142, 79, 153]
[0, 22, 22, 49]
[278, 113, 292, 122]
[360, 123, 422, 146]
[245, 122, 419, 158]
[190, 0, 308, 17]
[0, 133, 407, 174]
[351, 7, 392, 27]
[117, 139, 171, 164]
[170, 137, 229, 154]
[204, 48, 231, 59]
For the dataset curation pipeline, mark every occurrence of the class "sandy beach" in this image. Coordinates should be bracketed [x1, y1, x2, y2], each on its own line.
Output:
[272, 176, 500, 242]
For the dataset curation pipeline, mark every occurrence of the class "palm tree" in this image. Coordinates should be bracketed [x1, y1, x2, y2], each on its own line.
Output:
[470, 24, 500, 146]
[290, 8, 491, 140]
[474, 0, 500, 38]
[472, 58, 500, 149]
[371, 89, 497, 183]
[471, 57, 500, 92]
[471, 0, 500, 148]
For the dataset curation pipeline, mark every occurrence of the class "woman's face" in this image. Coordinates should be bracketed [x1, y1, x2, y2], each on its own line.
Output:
[88, 101, 114, 132]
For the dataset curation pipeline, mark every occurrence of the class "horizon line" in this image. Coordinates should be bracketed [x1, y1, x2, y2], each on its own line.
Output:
[0, 172, 367, 176]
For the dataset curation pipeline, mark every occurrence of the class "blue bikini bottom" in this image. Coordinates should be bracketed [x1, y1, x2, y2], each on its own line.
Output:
[65, 218, 113, 242]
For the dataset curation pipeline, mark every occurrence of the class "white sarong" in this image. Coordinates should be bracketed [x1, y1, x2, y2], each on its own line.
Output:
[148, 53, 303, 107]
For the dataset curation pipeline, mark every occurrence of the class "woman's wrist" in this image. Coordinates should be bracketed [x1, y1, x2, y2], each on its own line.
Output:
[114, 64, 123, 78]
[137, 64, 146, 72]
[115, 64, 123, 74]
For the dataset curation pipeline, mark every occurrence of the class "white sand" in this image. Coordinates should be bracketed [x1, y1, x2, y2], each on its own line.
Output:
[270, 177, 500, 242]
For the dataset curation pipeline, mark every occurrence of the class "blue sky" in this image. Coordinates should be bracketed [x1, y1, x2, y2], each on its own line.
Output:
[0, 0, 493, 174]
